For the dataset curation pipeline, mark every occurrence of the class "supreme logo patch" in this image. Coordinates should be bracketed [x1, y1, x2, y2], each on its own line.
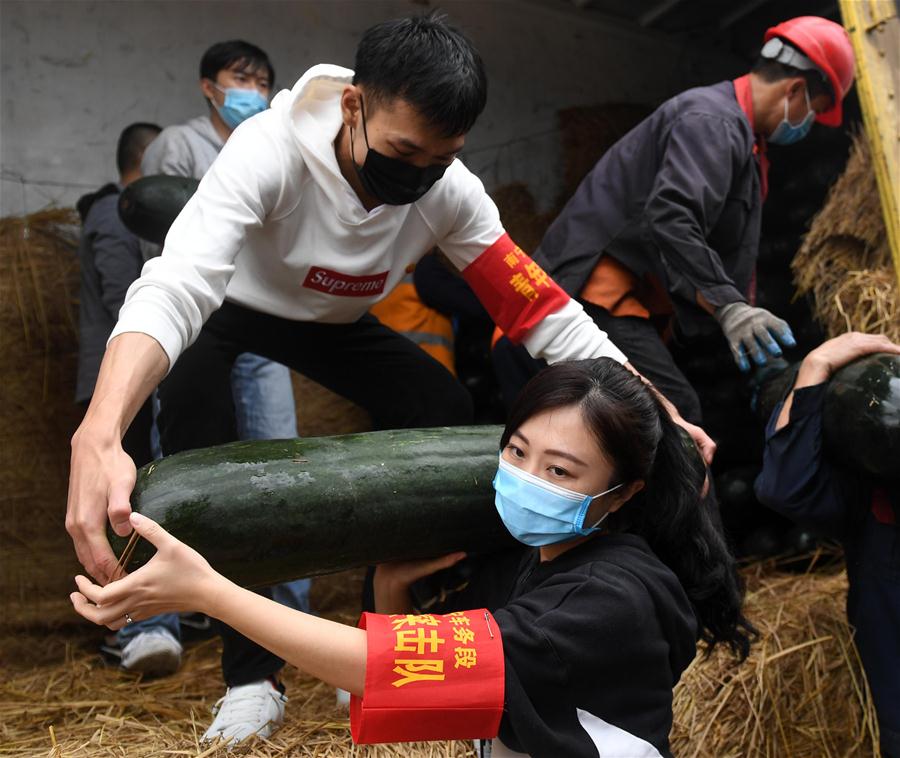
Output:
[302, 267, 389, 297]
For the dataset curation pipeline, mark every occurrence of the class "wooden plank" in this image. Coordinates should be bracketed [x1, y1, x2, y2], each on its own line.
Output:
[839, 0, 900, 290]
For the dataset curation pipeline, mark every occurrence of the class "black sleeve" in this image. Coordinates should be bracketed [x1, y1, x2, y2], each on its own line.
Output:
[414, 251, 490, 323]
[645, 113, 748, 309]
[754, 383, 854, 537]
[494, 569, 679, 757]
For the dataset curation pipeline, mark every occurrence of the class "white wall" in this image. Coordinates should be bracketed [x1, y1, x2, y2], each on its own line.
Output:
[0, 0, 741, 216]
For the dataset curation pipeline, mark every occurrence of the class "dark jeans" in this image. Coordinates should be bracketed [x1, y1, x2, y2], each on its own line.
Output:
[157, 301, 473, 686]
[846, 514, 900, 758]
[492, 300, 703, 425]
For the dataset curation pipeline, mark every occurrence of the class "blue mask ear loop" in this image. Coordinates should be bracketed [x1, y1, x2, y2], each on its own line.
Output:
[783, 85, 813, 128]
[578, 482, 625, 531]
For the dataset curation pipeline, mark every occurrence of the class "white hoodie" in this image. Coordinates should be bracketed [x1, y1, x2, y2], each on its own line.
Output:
[112, 64, 626, 369]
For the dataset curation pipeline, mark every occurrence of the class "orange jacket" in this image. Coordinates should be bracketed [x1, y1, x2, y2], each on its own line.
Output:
[370, 271, 456, 375]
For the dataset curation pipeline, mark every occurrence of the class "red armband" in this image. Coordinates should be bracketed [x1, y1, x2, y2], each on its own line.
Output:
[462, 234, 570, 343]
[350, 609, 505, 744]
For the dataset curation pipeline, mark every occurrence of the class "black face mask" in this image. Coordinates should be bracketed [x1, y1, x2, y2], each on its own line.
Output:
[351, 98, 449, 206]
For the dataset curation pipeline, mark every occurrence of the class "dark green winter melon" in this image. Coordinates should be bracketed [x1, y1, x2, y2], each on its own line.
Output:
[823, 353, 900, 479]
[118, 174, 200, 245]
[111, 426, 514, 588]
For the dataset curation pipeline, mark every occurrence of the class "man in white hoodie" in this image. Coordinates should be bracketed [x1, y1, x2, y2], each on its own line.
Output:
[66, 12, 713, 745]
[115, 39, 313, 708]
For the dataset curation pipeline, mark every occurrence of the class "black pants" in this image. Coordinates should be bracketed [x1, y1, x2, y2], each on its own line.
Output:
[157, 301, 473, 686]
[492, 300, 703, 425]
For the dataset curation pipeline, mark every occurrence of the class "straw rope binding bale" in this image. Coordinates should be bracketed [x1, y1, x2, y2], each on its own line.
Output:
[793, 131, 900, 342]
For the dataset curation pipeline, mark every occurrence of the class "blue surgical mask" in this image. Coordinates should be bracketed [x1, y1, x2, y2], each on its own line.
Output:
[211, 84, 268, 129]
[768, 88, 815, 146]
[493, 455, 624, 547]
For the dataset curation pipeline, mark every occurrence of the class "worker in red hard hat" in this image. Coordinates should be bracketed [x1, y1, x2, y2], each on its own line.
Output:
[494, 16, 855, 430]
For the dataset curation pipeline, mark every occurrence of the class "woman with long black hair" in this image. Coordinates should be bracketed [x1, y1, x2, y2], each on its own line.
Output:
[70, 358, 752, 756]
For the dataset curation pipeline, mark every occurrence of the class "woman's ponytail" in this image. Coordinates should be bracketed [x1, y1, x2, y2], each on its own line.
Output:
[635, 403, 755, 659]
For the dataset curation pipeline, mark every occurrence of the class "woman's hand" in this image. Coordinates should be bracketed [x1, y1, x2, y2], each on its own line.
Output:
[70, 512, 225, 630]
[374, 552, 467, 615]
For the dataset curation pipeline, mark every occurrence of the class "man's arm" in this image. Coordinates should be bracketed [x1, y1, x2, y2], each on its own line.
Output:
[755, 333, 900, 533]
[436, 179, 715, 461]
[67, 118, 283, 583]
[645, 113, 746, 309]
[646, 114, 794, 370]
[67, 333, 169, 583]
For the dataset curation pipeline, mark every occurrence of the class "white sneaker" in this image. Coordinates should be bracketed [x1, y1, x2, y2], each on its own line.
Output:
[201, 679, 287, 745]
[120, 629, 182, 676]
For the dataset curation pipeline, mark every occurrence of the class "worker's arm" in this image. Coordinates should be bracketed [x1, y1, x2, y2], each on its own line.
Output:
[645, 113, 747, 309]
[67, 118, 284, 584]
[70, 512, 368, 694]
[435, 177, 715, 461]
[647, 114, 794, 370]
[754, 333, 900, 533]
[66, 333, 169, 583]
[774, 333, 900, 431]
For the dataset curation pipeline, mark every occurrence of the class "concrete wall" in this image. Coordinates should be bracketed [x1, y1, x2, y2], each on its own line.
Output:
[0, 0, 741, 217]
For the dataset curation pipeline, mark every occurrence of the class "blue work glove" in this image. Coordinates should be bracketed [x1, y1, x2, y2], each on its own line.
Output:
[714, 302, 796, 372]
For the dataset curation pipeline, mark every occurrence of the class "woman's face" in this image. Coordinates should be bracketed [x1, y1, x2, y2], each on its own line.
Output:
[502, 405, 615, 496]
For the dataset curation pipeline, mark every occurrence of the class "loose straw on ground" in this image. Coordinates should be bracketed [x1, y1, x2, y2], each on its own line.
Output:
[0, 562, 879, 757]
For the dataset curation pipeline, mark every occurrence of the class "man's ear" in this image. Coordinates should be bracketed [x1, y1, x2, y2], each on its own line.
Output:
[199, 78, 218, 103]
[607, 480, 645, 514]
[785, 77, 805, 100]
[340, 85, 362, 129]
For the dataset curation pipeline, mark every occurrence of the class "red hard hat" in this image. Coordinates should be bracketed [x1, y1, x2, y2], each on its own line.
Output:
[764, 16, 855, 127]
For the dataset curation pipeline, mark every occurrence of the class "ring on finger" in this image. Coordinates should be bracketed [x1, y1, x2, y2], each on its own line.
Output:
[124, 613, 134, 625]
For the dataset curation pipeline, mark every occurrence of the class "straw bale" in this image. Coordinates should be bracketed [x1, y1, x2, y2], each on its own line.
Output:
[291, 373, 370, 438]
[671, 559, 880, 757]
[0, 209, 85, 623]
[793, 132, 900, 342]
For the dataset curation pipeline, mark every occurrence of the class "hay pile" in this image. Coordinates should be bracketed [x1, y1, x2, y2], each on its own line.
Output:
[793, 132, 900, 342]
[671, 559, 880, 757]
[0, 562, 879, 757]
[1, 569, 476, 758]
[0, 209, 84, 625]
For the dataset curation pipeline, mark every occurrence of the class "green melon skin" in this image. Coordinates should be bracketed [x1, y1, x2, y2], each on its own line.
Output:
[110, 426, 515, 588]
[756, 353, 900, 480]
[823, 353, 900, 480]
[118, 175, 200, 245]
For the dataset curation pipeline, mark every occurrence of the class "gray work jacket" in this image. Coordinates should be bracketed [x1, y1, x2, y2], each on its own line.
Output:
[534, 81, 761, 337]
